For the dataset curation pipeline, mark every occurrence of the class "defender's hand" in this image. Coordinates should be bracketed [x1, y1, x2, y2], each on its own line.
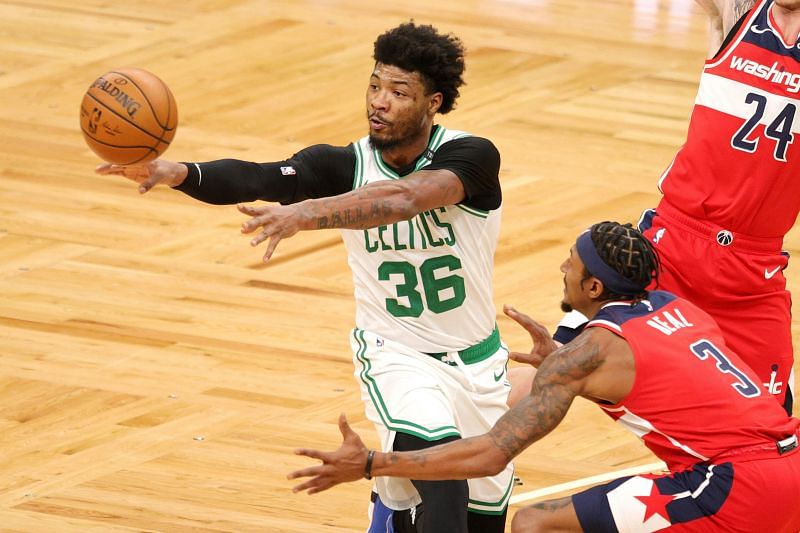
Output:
[503, 304, 558, 368]
[96, 159, 188, 193]
[288, 414, 370, 495]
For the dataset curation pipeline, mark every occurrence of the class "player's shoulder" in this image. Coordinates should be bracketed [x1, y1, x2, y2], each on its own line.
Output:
[590, 293, 678, 329]
[437, 135, 500, 162]
[441, 133, 497, 149]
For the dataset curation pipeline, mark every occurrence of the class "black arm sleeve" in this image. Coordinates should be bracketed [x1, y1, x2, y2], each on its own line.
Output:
[174, 144, 356, 205]
[424, 136, 502, 211]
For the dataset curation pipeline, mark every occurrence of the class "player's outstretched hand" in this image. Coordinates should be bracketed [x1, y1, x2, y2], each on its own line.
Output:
[95, 159, 187, 194]
[238, 203, 309, 262]
[503, 304, 558, 368]
[288, 413, 369, 495]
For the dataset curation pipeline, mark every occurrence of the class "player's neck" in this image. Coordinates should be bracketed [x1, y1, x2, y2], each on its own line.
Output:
[772, 4, 800, 46]
[575, 301, 605, 322]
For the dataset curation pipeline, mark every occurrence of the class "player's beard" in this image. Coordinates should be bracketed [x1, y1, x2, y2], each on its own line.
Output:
[560, 301, 573, 313]
[367, 111, 427, 151]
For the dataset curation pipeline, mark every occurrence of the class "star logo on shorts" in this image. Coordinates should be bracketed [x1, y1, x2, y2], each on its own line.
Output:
[635, 483, 674, 522]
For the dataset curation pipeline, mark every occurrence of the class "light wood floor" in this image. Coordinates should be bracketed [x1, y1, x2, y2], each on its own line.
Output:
[1, 0, 797, 531]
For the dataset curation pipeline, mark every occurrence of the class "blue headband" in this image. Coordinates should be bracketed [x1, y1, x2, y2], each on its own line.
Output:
[575, 230, 646, 295]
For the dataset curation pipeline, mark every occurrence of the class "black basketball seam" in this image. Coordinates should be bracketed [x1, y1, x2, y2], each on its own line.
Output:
[160, 81, 174, 155]
[153, 82, 177, 155]
[80, 124, 159, 150]
[85, 91, 167, 144]
[80, 124, 158, 164]
[108, 70, 175, 132]
[163, 80, 174, 133]
[127, 148, 160, 165]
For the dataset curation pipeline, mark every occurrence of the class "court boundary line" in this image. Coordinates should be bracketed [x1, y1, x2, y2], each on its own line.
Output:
[509, 461, 667, 505]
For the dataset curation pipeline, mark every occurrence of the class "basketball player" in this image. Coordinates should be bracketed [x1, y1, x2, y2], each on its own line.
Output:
[552, 0, 800, 417]
[97, 22, 511, 533]
[289, 222, 800, 533]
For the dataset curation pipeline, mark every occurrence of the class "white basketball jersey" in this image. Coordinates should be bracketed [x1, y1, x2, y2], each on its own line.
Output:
[340, 126, 501, 353]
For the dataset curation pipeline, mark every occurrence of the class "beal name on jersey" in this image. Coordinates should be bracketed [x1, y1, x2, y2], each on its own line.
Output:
[646, 307, 694, 336]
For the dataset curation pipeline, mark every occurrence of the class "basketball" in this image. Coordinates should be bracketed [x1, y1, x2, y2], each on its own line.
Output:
[80, 68, 178, 165]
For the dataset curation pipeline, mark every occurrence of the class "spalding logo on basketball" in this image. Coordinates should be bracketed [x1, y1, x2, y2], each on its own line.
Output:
[80, 68, 178, 165]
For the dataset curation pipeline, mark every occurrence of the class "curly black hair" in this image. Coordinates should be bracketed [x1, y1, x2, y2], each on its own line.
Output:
[373, 22, 465, 114]
[581, 221, 660, 301]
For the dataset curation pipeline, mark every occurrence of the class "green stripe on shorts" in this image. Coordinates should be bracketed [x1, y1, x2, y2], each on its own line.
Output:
[467, 469, 515, 514]
[354, 329, 460, 441]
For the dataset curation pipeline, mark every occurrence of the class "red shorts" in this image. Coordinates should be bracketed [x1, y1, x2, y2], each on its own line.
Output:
[572, 444, 800, 532]
[639, 201, 794, 414]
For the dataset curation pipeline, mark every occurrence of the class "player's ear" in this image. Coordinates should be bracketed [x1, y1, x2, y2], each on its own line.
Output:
[587, 277, 605, 299]
[428, 92, 443, 115]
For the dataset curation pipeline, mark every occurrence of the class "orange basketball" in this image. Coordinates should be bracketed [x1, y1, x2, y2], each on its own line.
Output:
[80, 68, 178, 165]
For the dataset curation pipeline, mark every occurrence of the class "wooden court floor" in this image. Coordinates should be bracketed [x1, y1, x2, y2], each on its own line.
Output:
[0, 0, 798, 531]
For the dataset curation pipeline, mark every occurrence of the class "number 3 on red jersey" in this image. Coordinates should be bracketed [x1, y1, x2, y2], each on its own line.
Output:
[690, 339, 761, 398]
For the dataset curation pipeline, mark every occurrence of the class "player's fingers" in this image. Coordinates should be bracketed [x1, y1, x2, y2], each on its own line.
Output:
[95, 163, 115, 175]
[293, 448, 329, 462]
[503, 305, 538, 332]
[237, 204, 265, 217]
[287, 463, 325, 479]
[240, 221, 257, 234]
[504, 305, 549, 341]
[263, 235, 282, 262]
[307, 482, 333, 495]
[338, 413, 353, 438]
[503, 304, 530, 322]
[247, 226, 271, 246]
[240, 213, 272, 234]
[138, 175, 161, 194]
[96, 163, 135, 178]
[507, 350, 526, 362]
[291, 478, 323, 493]
[508, 351, 543, 366]
[294, 477, 334, 494]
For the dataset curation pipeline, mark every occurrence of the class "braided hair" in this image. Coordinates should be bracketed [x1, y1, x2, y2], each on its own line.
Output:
[373, 22, 466, 114]
[582, 221, 660, 301]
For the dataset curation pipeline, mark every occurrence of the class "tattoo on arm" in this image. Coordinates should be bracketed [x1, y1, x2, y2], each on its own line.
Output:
[310, 169, 464, 230]
[311, 184, 399, 229]
[314, 201, 392, 229]
[487, 333, 604, 461]
[726, 0, 756, 34]
[530, 496, 572, 511]
[732, 0, 756, 22]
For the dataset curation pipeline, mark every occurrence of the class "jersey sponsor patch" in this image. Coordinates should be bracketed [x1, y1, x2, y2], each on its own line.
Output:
[280, 166, 296, 175]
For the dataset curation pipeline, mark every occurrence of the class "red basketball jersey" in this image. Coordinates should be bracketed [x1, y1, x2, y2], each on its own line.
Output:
[659, 0, 800, 237]
[587, 291, 799, 472]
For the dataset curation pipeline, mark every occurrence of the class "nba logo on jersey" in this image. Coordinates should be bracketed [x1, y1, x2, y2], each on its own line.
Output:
[653, 228, 666, 244]
[716, 230, 733, 246]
